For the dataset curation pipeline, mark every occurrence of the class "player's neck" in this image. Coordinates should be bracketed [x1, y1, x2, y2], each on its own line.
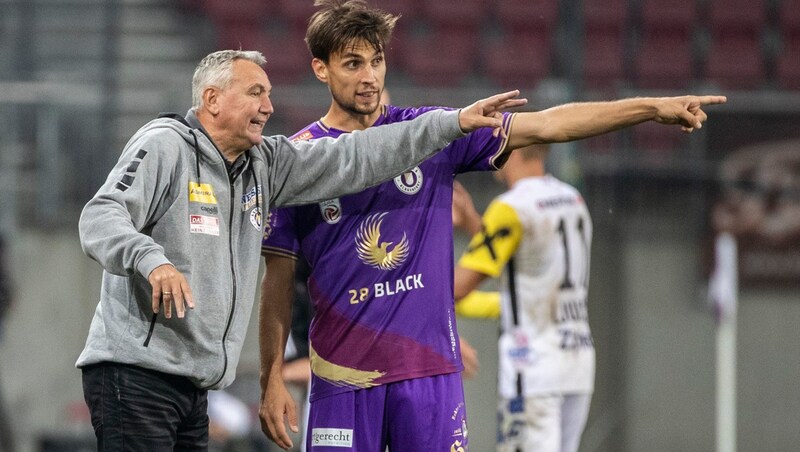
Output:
[321, 103, 382, 132]
[506, 162, 546, 187]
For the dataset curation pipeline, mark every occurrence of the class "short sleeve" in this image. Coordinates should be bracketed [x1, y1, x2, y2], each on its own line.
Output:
[261, 207, 300, 259]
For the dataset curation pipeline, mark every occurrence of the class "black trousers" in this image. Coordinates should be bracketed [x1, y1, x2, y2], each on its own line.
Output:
[82, 362, 209, 451]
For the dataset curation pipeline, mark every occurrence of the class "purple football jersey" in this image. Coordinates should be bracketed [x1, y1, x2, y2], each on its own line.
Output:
[262, 105, 515, 401]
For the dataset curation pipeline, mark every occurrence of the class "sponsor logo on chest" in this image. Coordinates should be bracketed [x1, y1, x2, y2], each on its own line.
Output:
[189, 214, 219, 236]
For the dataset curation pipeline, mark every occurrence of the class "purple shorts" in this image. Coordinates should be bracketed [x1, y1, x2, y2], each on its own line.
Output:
[306, 372, 469, 451]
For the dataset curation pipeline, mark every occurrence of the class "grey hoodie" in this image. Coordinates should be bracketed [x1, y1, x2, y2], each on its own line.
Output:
[77, 108, 464, 389]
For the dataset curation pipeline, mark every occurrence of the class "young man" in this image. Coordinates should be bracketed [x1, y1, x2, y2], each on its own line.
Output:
[454, 144, 594, 452]
[258, 1, 725, 450]
[76, 48, 522, 450]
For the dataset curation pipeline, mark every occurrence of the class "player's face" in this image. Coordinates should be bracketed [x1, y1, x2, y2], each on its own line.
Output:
[215, 59, 274, 151]
[324, 40, 386, 116]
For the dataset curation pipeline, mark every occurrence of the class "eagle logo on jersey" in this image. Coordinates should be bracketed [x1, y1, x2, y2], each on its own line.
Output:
[394, 166, 423, 195]
[355, 212, 409, 270]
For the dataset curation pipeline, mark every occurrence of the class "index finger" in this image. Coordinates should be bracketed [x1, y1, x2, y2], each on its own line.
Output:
[695, 95, 727, 105]
[483, 90, 521, 104]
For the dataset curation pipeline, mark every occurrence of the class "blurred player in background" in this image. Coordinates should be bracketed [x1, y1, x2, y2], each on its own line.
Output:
[258, 1, 725, 450]
[454, 144, 594, 452]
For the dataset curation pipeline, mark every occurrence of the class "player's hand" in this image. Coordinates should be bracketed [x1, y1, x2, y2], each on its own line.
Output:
[259, 379, 299, 450]
[460, 336, 480, 379]
[148, 264, 194, 319]
[458, 90, 527, 135]
[653, 95, 727, 133]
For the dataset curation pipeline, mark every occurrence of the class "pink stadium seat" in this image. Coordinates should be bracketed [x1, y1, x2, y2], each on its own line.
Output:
[631, 121, 690, 155]
[703, 0, 766, 89]
[421, 0, 485, 30]
[276, 0, 319, 31]
[633, 0, 696, 88]
[481, 31, 552, 89]
[776, 0, 800, 90]
[778, 0, 800, 33]
[261, 31, 312, 84]
[633, 34, 694, 89]
[583, 30, 626, 88]
[583, 0, 627, 29]
[281, 104, 324, 133]
[368, 0, 420, 22]
[202, 0, 269, 27]
[704, 35, 765, 90]
[776, 37, 800, 90]
[639, 0, 696, 31]
[398, 29, 477, 86]
[495, 0, 559, 33]
[582, 0, 628, 88]
[707, 0, 767, 33]
[583, 132, 619, 155]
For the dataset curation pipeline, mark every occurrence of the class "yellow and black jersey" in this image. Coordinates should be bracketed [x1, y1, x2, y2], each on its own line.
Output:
[458, 175, 595, 397]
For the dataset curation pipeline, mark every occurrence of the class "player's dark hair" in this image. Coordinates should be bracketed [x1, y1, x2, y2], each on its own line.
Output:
[306, 0, 399, 62]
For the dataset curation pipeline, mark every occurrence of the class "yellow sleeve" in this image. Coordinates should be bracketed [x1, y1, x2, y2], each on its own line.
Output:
[456, 290, 501, 319]
[458, 199, 522, 278]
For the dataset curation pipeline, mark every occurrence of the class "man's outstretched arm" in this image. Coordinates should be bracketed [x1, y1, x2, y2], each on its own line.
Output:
[506, 95, 727, 150]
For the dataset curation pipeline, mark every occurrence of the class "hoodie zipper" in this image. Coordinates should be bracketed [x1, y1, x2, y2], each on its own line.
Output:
[207, 163, 240, 388]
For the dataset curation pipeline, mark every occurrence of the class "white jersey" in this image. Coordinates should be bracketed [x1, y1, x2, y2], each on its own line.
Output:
[459, 175, 595, 398]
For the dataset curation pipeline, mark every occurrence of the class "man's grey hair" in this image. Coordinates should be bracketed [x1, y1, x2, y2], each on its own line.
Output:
[191, 50, 267, 110]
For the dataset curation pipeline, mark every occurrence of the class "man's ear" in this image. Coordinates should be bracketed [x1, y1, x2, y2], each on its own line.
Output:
[203, 87, 219, 115]
[312, 58, 328, 83]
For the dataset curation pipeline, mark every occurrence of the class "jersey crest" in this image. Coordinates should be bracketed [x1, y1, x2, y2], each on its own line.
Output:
[355, 212, 409, 270]
[394, 166, 423, 195]
[319, 199, 342, 224]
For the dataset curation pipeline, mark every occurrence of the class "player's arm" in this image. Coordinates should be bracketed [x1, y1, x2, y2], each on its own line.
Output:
[266, 91, 527, 208]
[455, 289, 501, 319]
[258, 253, 299, 450]
[454, 266, 491, 303]
[506, 95, 727, 150]
[455, 199, 522, 309]
[452, 181, 483, 236]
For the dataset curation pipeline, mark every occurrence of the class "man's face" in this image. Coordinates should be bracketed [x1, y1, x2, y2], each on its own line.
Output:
[323, 40, 386, 116]
[215, 59, 273, 151]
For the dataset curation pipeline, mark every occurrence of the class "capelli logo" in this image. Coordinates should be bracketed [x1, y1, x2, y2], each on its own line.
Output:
[311, 428, 353, 447]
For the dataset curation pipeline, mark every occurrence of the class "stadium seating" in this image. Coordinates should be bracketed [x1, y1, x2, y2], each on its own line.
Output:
[582, 0, 628, 88]
[776, 0, 800, 90]
[703, 0, 767, 89]
[494, 0, 559, 34]
[421, 0, 485, 30]
[631, 121, 690, 156]
[481, 31, 552, 88]
[398, 29, 477, 86]
[369, 0, 420, 22]
[632, 0, 697, 89]
[776, 37, 800, 90]
[261, 31, 312, 84]
[276, 0, 319, 32]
